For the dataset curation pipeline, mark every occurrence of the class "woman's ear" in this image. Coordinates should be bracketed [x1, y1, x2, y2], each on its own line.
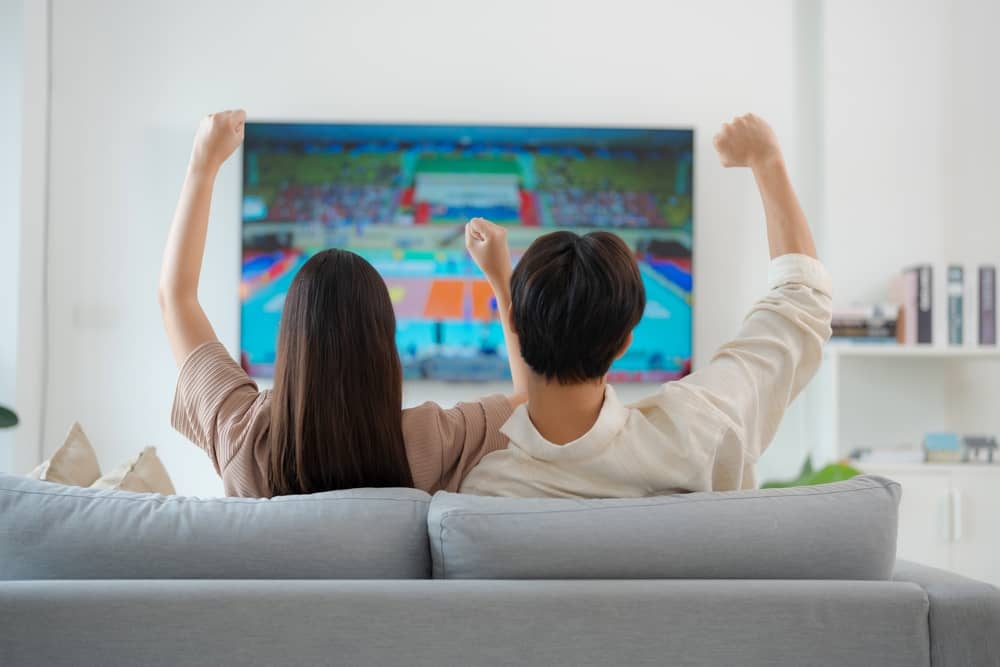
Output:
[615, 331, 634, 360]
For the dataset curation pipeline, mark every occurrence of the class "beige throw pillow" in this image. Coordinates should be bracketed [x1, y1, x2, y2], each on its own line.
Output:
[28, 422, 176, 495]
[27, 422, 102, 487]
[91, 446, 176, 495]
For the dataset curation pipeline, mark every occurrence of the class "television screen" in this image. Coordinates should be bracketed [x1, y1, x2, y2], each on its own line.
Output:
[241, 122, 693, 382]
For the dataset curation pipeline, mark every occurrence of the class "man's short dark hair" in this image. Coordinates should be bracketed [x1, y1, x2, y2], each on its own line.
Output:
[511, 231, 646, 384]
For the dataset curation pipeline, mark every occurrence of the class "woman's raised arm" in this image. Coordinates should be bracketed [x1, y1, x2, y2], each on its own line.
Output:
[159, 110, 246, 366]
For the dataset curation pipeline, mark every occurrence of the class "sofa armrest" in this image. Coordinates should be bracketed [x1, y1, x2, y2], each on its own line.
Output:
[892, 560, 1000, 667]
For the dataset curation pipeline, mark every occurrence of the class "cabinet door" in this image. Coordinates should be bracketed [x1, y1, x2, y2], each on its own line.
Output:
[861, 466, 953, 570]
[950, 468, 1000, 587]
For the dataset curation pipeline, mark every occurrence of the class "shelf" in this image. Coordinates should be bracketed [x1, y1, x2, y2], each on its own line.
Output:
[855, 461, 1000, 473]
[825, 344, 1000, 359]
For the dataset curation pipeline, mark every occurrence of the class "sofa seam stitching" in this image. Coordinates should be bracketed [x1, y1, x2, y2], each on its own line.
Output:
[438, 514, 448, 579]
[434, 482, 900, 521]
[0, 487, 431, 507]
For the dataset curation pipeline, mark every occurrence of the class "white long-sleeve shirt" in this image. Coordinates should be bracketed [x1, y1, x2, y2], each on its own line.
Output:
[460, 253, 833, 498]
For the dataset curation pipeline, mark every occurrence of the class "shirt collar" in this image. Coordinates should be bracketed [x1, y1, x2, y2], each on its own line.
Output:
[499, 385, 629, 462]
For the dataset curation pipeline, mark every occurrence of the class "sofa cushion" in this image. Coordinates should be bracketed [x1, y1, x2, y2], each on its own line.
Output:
[428, 475, 901, 580]
[0, 474, 431, 580]
[0, 578, 931, 667]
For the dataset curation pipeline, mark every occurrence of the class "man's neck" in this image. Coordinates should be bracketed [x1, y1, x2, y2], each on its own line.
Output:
[525, 374, 607, 445]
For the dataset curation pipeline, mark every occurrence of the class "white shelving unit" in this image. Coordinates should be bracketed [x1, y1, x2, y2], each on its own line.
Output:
[805, 343, 1000, 465]
[825, 344, 1000, 359]
[801, 344, 1000, 586]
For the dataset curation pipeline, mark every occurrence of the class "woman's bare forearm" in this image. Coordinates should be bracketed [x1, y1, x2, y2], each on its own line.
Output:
[160, 164, 216, 299]
[751, 155, 817, 259]
[159, 163, 220, 365]
[159, 110, 246, 366]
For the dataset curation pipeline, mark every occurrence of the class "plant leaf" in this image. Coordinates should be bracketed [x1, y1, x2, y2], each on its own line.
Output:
[0, 406, 17, 429]
[799, 456, 814, 478]
[761, 459, 861, 489]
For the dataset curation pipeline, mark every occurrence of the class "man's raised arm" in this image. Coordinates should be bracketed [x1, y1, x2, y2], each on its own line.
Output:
[714, 113, 818, 259]
[636, 114, 832, 477]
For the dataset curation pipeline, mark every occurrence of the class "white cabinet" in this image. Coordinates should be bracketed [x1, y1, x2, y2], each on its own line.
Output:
[860, 463, 1000, 586]
[878, 467, 953, 570]
[950, 467, 1000, 585]
[799, 345, 1000, 586]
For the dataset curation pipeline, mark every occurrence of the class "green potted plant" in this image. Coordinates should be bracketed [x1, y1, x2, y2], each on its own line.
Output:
[762, 456, 861, 488]
[0, 405, 18, 429]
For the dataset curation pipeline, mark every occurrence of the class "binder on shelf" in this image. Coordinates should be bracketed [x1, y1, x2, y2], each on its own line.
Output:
[902, 270, 918, 345]
[947, 265, 963, 345]
[980, 266, 996, 345]
[906, 265, 933, 344]
[965, 263, 980, 348]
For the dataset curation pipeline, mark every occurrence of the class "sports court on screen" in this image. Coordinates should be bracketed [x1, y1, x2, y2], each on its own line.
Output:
[241, 123, 693, 382]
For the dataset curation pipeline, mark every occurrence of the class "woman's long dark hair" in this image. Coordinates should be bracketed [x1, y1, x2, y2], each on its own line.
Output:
[267, 249, 413, 496]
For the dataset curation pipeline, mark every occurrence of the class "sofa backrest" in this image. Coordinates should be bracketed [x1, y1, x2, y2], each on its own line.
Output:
[428, 475, 901, 580]
[0, 474, 432, 579]
[2, 473, 903, 582]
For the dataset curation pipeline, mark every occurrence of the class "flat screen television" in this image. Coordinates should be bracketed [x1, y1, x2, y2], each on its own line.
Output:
[241, 122, 693, 382]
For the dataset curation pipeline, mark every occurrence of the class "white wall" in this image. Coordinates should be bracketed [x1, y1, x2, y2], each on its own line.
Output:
[11, 0, 49, 476]
[822, 0, 952, 305]
[35, 0, 808, 495]
[811, 0, 1000, 456]
[944, 0, 1000, 437]
[821, 0, 999, 303]
[0, 0, 24, 471]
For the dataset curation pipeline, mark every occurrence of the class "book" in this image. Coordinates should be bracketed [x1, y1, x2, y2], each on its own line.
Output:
[980, 266, 996, 345]
[965, 263, 980, 347]
[905, 265, 933, 344]
[947, 265, 964, 345]
[902, 270, 918, 345]
[918, 265, 933, 344]
[832, 304, 898, 340]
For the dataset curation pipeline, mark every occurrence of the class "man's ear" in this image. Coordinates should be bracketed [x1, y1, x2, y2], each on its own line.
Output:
[615, 331, 634, 360]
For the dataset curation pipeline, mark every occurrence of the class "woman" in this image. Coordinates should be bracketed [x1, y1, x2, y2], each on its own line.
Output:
[160, 110, 526, 497]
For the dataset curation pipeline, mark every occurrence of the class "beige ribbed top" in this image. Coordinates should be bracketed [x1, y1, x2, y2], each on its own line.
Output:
[171, 342, 513, 497]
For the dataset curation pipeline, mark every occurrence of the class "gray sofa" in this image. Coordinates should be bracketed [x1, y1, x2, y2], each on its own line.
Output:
[1, 473, 998, 667]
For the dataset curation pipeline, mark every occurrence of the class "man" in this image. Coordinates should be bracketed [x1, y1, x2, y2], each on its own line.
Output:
[461, 114, 832, 498]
